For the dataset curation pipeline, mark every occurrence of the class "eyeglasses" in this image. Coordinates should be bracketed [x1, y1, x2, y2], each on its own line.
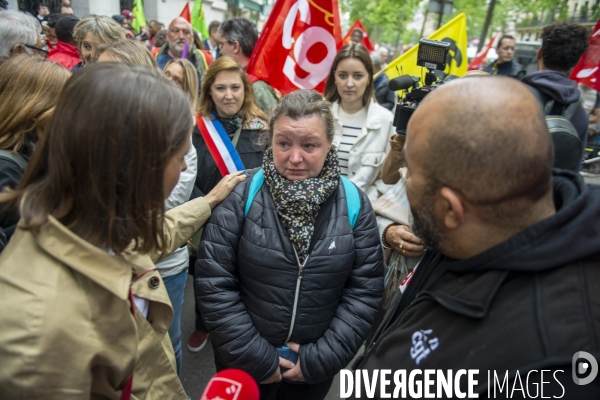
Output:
[170, 28, 192, 36]
[24, 44, 49, 58]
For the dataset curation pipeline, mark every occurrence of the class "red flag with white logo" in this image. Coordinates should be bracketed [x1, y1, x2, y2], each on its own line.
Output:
[570, 19, 600, 90]
[468, 33, 496, 71]
[342, 19, 375, 52]
[246, 0, 343, 95]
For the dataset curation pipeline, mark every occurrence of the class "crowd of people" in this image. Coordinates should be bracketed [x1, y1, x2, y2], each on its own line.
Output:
[0, 2, 599, 400]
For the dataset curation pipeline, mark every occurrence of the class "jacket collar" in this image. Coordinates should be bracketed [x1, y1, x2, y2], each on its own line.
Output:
[34, 216, 138, 300]
[419, 265, 509, 319]
[332, 99, 382, 130]
[51, 40, 79, 57]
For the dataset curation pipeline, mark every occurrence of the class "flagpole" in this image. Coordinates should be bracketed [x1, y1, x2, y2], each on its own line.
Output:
[436, 0, 445, 29]
[419, 7, 429, 39]
[477, 0, 497, 53]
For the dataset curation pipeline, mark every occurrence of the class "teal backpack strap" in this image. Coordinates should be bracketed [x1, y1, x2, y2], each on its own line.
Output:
[340, 176, 361, 229]
[244, 168, 264, 218]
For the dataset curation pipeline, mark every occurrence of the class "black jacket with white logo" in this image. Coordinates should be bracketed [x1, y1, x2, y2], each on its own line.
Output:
[355, 171, 600, 399]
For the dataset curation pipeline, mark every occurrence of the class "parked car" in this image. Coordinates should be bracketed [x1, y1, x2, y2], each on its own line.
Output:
[515, 41, 542, 75]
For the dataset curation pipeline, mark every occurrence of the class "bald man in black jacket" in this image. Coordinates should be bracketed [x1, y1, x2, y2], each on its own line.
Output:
[353, 77, 600, 399]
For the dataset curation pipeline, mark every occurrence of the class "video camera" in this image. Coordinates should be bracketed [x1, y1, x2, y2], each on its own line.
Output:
[388, 39, 451, 135]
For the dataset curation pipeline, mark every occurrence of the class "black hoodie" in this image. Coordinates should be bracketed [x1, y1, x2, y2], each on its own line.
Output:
[354, 171, 600, 399]
[522, 71, 589, 150]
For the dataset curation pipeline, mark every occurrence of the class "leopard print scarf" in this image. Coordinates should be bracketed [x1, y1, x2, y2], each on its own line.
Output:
[262, 146, 340, 264]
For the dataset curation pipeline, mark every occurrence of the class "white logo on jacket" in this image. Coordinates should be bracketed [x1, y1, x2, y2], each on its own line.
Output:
[328, 241, 336, 250]
[410, 329, 439, 365]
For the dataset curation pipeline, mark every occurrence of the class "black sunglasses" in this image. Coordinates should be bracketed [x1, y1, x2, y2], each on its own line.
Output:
[24, 44, 49, 58]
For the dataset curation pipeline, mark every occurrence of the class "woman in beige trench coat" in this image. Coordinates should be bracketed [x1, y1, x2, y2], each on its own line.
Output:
[0, 63, 245, 400]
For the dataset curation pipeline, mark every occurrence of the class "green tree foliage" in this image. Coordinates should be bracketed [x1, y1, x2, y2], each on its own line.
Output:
[340, 0, 420, 45]
[342, 0, 572, 48]
[593, 3, 600, 21]
[444, 0, 570, 40]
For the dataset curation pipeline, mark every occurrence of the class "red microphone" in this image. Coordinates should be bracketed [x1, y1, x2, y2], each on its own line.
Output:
[200, 368, 260, 400]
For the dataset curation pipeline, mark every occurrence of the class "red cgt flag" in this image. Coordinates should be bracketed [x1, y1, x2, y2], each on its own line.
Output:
[180, 2, 191, 22]
[571, 19, 600, 90]
[246, 0, 343, 95]
[342, 19, 375, 52]
[468, 33, 496, 71]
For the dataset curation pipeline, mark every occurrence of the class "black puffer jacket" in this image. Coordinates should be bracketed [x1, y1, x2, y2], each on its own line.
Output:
[196, 168, 383, 384]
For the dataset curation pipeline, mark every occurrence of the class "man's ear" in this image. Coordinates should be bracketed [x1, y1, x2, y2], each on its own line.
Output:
[536, 47, 543, 60]
[439, 187, 466, 230]
[233, 40, 241, 55]
[11, 43, 25, 55]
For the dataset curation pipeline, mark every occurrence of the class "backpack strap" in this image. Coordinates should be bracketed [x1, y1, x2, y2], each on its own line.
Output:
[527, 85, 555, 114]
[563, 96, 583, 120]
[244, 170, 361, 229]
[528, 85, 582, 119]
[0, 150, 27, 170]
[340, 176, 361, 229]
[244, 168, 264, 218]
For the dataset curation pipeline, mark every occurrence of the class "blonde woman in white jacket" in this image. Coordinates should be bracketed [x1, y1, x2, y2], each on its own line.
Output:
[325, 42, 396, 202]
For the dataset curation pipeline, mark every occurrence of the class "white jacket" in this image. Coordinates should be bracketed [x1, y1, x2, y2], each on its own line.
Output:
[331, 100, 395, 201]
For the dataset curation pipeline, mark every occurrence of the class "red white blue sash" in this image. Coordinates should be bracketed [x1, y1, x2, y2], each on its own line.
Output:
[196, 115, 245, 177]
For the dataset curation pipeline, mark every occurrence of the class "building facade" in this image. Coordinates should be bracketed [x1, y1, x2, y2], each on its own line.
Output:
[515, 0, 597, 41]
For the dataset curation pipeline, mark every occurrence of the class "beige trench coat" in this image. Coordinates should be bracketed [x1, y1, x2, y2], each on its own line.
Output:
[0, 197, 211, 399]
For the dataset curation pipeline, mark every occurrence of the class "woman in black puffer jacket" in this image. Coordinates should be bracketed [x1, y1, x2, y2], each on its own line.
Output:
[196, 90, 383, 400]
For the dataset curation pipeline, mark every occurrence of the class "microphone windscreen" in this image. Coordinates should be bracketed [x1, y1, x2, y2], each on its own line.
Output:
[388, 75, 417, 91]
[200, 368, 260, 400]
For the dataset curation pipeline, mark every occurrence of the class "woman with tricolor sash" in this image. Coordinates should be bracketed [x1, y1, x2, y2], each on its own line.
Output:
[187, 56, 268, 353]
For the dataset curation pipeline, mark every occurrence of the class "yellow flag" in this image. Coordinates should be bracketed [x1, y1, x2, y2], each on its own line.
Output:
[385, 13, 468, 81]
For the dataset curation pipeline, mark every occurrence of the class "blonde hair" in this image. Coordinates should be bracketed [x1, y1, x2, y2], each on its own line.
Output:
[0, 55, 71, 153]
[73, 15, 126, 54]
[197, 56, 266, 122]
[165, 58, 199, 110]
[97, 40, 158, 69]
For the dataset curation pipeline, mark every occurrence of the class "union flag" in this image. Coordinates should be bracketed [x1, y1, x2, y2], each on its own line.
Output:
[246, 0, 343, 95]
[342, 19, 375, 52]
[570, 19, 600, 90]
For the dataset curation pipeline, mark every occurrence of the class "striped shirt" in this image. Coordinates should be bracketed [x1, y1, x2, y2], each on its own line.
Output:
[337, 106, 368, 176]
